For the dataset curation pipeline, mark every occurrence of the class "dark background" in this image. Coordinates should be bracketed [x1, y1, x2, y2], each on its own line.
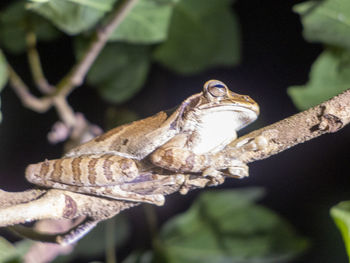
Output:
[0, 0, 349, 262]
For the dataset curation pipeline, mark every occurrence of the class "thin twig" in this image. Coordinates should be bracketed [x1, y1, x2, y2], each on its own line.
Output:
[26, 31, 54, 94]
[7, 65, 52, 112]
[56, 0, 139, 97]
[52, 96, 76, 127]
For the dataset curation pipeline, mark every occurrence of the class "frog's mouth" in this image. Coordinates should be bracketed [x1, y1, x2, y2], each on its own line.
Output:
[200, 103, 259, 117]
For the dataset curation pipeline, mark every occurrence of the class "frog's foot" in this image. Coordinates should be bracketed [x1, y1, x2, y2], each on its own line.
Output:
[179, 174, 212, 195]
[64, 185, 166, 206]
[202, 168, 226, 186]
[235, 134, 271, 152]
[227, 162, 249, 179]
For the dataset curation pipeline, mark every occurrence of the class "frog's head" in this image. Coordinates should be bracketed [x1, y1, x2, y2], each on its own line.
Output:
[201, 79, 259, 124]
[179, 80, 260, 153]
[182, 80, 259, 129]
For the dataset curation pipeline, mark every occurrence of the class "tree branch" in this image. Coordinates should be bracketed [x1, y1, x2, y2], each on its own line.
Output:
[224, 88, 350, 163]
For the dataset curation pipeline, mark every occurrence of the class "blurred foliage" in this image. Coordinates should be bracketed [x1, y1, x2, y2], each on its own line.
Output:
[0, 0, 240, 104]
[0, 1, 60, 54]
[0, 237, 32, 263]
[331, 202, 350, 263]
[109, 0, 177, 44]
[289, 0, 350, 109]
[288, 48, 350, 110]
[124, 188, 308, 263]
[295, 0, 350, 50]
[85, 42, 151, 103]
[28, 0, 116, 35]
[153, 0, 240, 74]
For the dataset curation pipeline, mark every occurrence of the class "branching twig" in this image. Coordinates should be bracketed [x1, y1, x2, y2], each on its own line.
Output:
[7, 65, 52, 112]
[57, 0, 140, 97]
[8, 0, 139, 118]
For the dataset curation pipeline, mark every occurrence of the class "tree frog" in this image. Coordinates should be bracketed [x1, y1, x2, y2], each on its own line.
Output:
[25, 80, 259, 206]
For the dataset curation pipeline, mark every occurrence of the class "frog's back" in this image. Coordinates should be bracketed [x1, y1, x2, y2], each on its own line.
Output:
[66, 111, 177, 160]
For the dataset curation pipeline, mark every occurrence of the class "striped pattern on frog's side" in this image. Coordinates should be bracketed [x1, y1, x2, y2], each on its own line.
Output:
[25, 154, 139, 188]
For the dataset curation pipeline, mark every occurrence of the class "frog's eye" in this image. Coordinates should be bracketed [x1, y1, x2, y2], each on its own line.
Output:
[206, 81, 227, 97]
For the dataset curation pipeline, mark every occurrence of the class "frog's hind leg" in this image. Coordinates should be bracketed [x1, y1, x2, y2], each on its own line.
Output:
[77, 184, 166, 206]
[84, 173, 186, 205]
[28, 179, 166, 206]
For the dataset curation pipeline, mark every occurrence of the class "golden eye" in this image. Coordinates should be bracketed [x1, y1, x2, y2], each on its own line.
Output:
[207, 81, 227, 97]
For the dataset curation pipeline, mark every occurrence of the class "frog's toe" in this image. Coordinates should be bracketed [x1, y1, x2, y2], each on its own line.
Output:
[202, 167, 222, 178]
[228, 165, 249, 179]
[151, 194, 165, 206]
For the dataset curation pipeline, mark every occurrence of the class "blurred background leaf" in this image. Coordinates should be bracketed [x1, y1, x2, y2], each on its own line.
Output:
[294, 0, 350, 50]
[153, 0, 240, 74]
[288, 48, 350, 110]
[289, 0, 350, 110]
[27, 0, 116, 35]
[331, 202, 350, 263]
[0, 237, 32, 263]
[0, 1, 60, 54]
[70, 0, 240, 104]
[85, 42, 151, 104]
[109, 0, 177, 44]
[142, 188, 307, 263]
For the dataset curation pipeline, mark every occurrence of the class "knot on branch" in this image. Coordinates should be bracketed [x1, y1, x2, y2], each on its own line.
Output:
[63, 195, 77, 219]
[317, 106, 343, 133]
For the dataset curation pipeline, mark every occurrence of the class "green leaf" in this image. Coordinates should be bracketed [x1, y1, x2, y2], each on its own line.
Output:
[0, 50, 8, 123]
[159, 188, 308, 263]
[28, 0, 116, 35]
[109, 0, 176, 44]
[331, 201, 350, 262]
[0, 1, 60, 53]
[0, 237, 18, 262]
[85, 42, 150, 103]
[294, 0, 350, 50]
[0, 237, 32, 263]
[153, 0, 240, 74]
[288, 48, 350, 110]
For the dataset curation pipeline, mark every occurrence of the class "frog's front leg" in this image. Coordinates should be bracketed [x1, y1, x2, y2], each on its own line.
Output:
[202, 159, 249, 180]
[150, 144, 249, 181]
